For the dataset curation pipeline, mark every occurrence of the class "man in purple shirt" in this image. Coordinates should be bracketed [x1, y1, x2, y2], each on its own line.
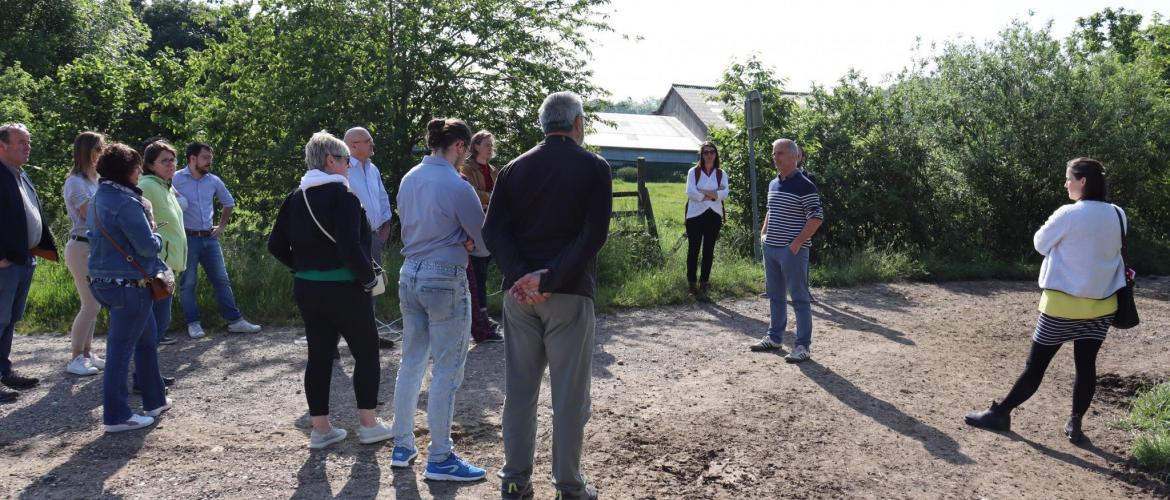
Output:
[171, 142, 261, 339]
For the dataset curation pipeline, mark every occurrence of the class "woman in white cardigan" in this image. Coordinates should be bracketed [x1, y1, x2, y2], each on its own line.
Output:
[965, 158, 1128, 444]
[684, 141, 730, 296]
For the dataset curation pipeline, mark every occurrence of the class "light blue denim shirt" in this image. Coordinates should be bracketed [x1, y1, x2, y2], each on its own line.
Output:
[172, 167, 235, 231]
[397, 155, 489, 267]
[86, 181, 166, 279]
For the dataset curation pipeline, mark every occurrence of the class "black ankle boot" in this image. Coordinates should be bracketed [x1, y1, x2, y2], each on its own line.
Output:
[965, 400, 1012, 432]
[1064, 414, 1085, 444]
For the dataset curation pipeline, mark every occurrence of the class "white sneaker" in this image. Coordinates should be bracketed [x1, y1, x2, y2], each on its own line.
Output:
[87, 353, 105, 370]
[227, 318, 261, 333]
[66, 355, 99, 376]
[105, 414, 155, 433]
[188, 322, 206, 339]
[785, 345, 811, 363]
[146, 397, 173, 417]
[309, 427, 348, 449]
[357, 418, 393, 444]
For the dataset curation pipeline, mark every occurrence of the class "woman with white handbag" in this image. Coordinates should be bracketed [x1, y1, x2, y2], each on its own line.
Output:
[267, 130, 390, 449]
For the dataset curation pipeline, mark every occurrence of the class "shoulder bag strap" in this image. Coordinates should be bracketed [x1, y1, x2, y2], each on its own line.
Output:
[93, 200, 154, 280]
[1114, 206, 1131, 279]
[302, 189, 336, 243]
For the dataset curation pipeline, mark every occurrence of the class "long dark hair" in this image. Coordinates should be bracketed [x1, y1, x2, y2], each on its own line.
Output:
[697, 141, 720, 172]
[1067, 157, 1108, 202]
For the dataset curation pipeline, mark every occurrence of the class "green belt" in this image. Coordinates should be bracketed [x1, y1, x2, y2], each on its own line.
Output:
[295, 267, 354, 282]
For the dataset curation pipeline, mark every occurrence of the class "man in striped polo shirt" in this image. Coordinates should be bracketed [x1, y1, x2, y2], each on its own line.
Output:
[750, 138, 824, 362]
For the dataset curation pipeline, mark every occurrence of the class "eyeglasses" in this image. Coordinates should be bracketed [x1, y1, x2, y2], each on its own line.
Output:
[332, 154, 350, 163]
[701, 150, 716, 155]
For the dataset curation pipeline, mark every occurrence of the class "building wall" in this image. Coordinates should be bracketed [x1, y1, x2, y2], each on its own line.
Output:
[599, 147, 697, 182]
[658, 90, 710, 141]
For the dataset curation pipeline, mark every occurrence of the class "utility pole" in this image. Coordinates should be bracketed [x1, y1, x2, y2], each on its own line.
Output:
[745, 90, 763, 260]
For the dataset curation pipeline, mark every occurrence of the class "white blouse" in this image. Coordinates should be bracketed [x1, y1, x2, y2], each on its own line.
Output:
[684, 167, 729, 219]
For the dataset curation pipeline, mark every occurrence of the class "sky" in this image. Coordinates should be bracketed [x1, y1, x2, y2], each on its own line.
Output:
[587, 0, 1168, 100]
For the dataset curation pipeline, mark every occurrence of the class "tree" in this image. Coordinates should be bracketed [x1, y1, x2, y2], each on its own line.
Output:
[175, 0, 612, 231]
[139, 0, 235, 58]
[1073, 7, 1144, 62]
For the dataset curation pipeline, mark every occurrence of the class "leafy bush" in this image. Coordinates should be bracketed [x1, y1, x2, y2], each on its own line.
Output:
[615, 166, 639, 183]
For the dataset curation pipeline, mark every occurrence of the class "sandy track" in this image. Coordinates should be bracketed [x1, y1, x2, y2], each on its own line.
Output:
[1, 279, 1167, 499]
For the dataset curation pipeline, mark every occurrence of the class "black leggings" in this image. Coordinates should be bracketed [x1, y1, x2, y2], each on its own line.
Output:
[999, 339, 1104, 416]
[685, 209, 722, 284]
[294, 279, 380, 416]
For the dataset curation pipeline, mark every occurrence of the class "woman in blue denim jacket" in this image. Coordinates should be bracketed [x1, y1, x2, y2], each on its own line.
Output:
[86, 143, 171, 433]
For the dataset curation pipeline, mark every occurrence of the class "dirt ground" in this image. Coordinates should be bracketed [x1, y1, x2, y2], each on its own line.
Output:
[1, 278, 1168, 499]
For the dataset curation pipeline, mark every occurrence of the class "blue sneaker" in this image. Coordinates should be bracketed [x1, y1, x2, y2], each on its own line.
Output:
[423, 453, 487, 482]
[390, 446, 418, 467]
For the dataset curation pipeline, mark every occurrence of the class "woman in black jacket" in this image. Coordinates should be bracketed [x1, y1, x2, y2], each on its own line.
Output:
[267, 130, 390, 449]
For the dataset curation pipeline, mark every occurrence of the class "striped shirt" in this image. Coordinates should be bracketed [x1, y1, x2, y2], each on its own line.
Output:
[764, 171, 823, 249]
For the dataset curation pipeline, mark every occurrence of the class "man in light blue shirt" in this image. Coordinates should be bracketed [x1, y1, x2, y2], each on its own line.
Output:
[344, 127, 396, 346]
[343, 127, 394, 256]
[171, 142, 261, 339]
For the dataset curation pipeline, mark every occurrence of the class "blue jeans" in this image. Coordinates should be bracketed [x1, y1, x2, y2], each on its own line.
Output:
[0, 259, 36, 377]
[764, 244, 813, 347]
[91, 283, 166, 425]
[392, 259, 471, 462]
[132, 295, 172, 388]
[179, 235, 242, 325]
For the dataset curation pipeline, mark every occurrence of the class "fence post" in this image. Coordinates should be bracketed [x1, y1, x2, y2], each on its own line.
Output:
[636, 157, 658, 240]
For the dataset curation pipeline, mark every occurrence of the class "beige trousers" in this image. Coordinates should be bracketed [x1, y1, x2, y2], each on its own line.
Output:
[64, 239, 100, 356]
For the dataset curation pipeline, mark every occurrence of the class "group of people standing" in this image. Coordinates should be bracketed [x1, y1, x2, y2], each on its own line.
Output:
[0, 82, 1135, 496]
[265, 91, 608, 499]
[0, 123, 262, 430]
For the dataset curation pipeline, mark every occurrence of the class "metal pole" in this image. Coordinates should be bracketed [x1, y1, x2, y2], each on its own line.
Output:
[745, 91, 762, 261]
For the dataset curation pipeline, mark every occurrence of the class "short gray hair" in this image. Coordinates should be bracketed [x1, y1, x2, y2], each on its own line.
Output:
[304, 130, 349, 171]
[538, 91, 585, 134]
[772, 138, 799, 154]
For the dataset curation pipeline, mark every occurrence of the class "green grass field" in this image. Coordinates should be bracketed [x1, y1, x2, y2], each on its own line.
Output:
[20, 179, 1039, 334]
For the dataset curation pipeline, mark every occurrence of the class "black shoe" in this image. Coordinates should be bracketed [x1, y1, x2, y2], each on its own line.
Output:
[688, 282, 698, 294]
[1, 373, 39, 390]
[555, 484, 597, 500]
[1065, 414, 1086, 444]
[964, 400, 1011, 432]
[159, 335, 178, 346]
[477, 332, 504, 344]
[378, 337, 396, 349]
[0, 388, 17, 403]
[501, 480, 534, 499]
[163, 376, 175, 386]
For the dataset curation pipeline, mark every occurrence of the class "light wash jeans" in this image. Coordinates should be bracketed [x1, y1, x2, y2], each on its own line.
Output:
[179, 235, 242, 325]
[392, 259, 471, 463]
[764, 244, 812, 347]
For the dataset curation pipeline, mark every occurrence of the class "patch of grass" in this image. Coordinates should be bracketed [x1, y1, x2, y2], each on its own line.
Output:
[812, 246, 923, 287]
[1119, 382, 1170, 479]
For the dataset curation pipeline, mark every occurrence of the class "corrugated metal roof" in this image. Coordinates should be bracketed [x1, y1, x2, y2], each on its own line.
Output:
[585, 112, 701, 152]
[658, 84, 731, 130]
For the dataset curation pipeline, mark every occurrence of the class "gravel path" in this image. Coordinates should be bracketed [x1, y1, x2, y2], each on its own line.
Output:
[1, 279, 1168, 499]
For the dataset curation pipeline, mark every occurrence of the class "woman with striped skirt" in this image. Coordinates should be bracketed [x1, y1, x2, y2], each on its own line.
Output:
[965, 158, 1128, 444]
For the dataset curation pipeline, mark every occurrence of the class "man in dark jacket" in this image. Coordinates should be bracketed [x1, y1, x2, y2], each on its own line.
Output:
[483, 92, 611, 500]
[0, 123, 56, 403]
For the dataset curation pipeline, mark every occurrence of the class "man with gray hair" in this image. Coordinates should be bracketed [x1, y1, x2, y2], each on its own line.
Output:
[0, 123, 55, 402]
[751, 138, 823, 362]
[483, 91, 611, 500]
[343, 126, 395, 347]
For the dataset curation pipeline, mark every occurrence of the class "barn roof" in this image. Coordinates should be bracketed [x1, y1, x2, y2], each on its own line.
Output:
[585, 112, 701, 152]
